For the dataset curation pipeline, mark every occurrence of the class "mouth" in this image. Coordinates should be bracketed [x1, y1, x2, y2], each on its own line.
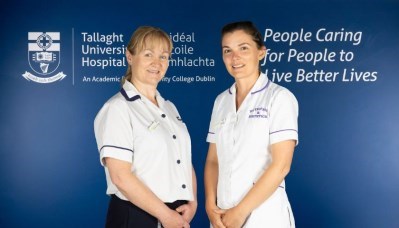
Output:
[147, 69, 160, 74]
[232, 64, 245, 69]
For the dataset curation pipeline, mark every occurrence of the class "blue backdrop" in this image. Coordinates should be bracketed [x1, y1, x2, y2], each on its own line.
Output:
[1, 0, 398, 227]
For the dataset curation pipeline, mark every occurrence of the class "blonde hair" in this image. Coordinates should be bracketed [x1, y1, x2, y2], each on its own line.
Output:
[122, 26, 173, 84]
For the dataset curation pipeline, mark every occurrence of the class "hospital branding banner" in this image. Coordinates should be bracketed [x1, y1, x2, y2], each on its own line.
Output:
[1, 0, 398, 227]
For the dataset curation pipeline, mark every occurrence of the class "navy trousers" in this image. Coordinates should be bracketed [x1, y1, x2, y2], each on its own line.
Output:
[105, 194, 188, 228]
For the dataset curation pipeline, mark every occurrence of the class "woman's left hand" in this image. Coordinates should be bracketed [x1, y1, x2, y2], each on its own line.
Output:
[215, 206, 248, 228]
[176, 200, 198, 223]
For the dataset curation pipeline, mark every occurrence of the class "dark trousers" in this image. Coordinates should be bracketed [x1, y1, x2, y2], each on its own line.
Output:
[105, 194, 188, 228]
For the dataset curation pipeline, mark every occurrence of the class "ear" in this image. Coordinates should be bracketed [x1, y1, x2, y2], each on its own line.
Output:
[125, 49, 132, 64]
[259, 46, 267, 60]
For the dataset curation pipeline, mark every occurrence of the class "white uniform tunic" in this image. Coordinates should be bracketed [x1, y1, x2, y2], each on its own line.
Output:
[95, 81, 194, 203]
[207, 73, 298, 227]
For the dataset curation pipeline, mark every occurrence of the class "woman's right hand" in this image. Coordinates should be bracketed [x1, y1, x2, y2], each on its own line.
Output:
[206, 204, 226, 228]
[159, 209, 190, 228]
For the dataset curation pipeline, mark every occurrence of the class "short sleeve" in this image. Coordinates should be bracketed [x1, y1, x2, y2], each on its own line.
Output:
[206, 99, 219, 143]
[94, 100, 134, 166]
[269, 89, 299, 145]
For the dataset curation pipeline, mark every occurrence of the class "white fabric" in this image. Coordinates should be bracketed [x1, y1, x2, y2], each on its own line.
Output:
[207, 73, 298, 227]
[94, 80, 193, 203]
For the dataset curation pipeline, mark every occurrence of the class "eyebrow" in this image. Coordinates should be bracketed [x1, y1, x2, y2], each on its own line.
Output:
[143, 49, 170, 54]
[222, 42, 251, 49]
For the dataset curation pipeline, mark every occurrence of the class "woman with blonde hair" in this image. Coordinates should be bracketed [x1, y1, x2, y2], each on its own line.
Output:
[95, 26, 197, 228]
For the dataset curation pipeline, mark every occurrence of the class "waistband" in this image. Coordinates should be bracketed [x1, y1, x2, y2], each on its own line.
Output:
[111, 194, 188, 210]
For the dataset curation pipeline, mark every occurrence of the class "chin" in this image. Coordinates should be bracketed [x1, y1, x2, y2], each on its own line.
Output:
[230, 71, 246, 79]
[149, 79, 161, 84]
[148, 74, 162, 81]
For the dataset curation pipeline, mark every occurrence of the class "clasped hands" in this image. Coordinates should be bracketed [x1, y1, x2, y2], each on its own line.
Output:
[207, 205, 250, 228]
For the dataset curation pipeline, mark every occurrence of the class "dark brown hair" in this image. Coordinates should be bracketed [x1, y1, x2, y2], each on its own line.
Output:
[221, 21, 264, 49]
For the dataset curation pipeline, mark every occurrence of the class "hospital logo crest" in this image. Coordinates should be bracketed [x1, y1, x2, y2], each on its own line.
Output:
[22, 32, 66, 83]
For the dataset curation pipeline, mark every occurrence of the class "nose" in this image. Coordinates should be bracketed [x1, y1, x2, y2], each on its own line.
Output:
[232, 50, 240, 60]
[152, 57, 162, 66]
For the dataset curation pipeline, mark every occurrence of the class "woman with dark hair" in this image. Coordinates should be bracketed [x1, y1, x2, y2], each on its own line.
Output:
[205, 21, 298, 228]
[95, 26, 197, 228]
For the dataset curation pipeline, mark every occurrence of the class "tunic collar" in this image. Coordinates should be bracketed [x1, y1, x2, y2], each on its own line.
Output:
[228, 72, 271, 96]
[120, 80, 164, 107]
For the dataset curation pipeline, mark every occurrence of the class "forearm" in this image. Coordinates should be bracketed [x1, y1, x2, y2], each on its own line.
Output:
[238, 162, 290, 215]
[191, 166, 197, 201]
[237, 140, 295, 215]
[204, 159, 219, 208]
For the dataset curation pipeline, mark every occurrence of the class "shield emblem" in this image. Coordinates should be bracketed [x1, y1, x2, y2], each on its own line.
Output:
[28, 32, 60, 75]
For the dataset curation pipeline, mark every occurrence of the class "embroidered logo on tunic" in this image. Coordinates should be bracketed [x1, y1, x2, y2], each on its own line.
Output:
[249, 107, 268, 118]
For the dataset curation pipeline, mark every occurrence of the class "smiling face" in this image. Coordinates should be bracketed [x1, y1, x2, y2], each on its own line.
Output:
[126, 38, 170, 88]
[222, 29, 266, 81]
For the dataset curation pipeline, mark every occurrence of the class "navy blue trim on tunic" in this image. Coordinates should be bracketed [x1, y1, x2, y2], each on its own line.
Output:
[251, 80, 271, 95]
[228, 79, 271, 95]
[120, 88, 141, 102]
[100, 145, 134, 153]
[270, 129, 298, 135]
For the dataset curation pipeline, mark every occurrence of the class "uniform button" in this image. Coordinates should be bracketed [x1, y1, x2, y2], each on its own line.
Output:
[172, 135, 177, 139]
[177, 159, 181, 164]
[161, 114, 166, 118]
[182, 184, 186, 189]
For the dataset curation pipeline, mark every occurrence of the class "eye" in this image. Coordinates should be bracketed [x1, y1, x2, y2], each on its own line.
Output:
[223, 49, 231, 54]
[144, 53, 152, 57]
[240, 46, 249, 51]
[160, 55, 169, 60]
